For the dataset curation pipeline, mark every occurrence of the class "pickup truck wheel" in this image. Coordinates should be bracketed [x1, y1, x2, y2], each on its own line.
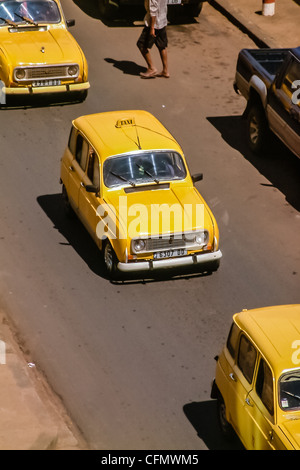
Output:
[102, 240, 119, 279]
[246, 104, 268, 154]
[98, 0, 117, 20]
[217, 396, 234, 440]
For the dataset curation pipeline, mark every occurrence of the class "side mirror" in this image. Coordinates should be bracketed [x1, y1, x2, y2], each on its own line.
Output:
[66, 19, 75, 27]
[192, 173, 203, 184]
[85, 184, 99, 194]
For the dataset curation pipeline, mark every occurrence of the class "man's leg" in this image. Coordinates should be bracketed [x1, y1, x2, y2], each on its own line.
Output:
[158, 48, 169, 78]
[137, 27, 157, 77]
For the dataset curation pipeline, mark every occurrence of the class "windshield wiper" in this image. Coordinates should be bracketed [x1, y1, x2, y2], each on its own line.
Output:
[109, 171, 135, 187]
[14, 13, 38, 26]
[135, 163, 159, 184]
[0, 17, 18, 27]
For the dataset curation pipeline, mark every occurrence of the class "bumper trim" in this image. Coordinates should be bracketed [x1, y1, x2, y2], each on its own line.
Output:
[3, 81, 90, 95]
[118, 249, 222, 272]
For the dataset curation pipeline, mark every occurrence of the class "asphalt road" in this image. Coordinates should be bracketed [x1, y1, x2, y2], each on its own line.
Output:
[0, 0, 300, 450]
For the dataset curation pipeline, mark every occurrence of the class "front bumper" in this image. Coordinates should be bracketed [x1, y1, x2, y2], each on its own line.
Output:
[118, 249, 222, 272]
[3, 81, 90, 95]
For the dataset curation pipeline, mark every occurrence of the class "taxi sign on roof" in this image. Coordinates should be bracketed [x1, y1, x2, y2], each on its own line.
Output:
[116, 118, 136, 128]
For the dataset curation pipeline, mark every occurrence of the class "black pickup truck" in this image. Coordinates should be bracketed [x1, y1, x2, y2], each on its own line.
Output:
[234, 47, 300, 158]
[98, 0, 206, 21]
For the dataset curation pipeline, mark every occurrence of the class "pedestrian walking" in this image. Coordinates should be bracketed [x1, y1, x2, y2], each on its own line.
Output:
[137, 0, 170, 79]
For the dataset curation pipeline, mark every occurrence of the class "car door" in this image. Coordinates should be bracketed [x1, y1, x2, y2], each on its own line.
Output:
[268, 57, 300, 157]
[226, 333, 258, 448]
[78, 147, 101, 242]
[67, 133, 89, 211]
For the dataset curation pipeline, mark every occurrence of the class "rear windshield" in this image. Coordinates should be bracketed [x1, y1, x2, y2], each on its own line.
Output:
[103, 151, 187, 188]
[0, 1, 61, 25]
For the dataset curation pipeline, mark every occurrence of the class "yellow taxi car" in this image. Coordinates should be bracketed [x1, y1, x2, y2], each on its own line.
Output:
[211, 305, 300, 450]
[60, 110, 222, 278]
[0, 0, 89, 101]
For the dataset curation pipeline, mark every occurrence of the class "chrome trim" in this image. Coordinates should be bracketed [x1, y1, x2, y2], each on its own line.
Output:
[118, 249, 222, 272]
[131, 230, 209, 254]
[13, 63, 79, 82]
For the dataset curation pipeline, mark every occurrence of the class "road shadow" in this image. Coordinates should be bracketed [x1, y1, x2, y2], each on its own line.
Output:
[207, 115, 300, 212]
[37, 192, 219, 284]
[72, 0, 198, 26]
[104, 58, 146, 76]
[183, 400, 244, 450]
[0, 92, 87, 110]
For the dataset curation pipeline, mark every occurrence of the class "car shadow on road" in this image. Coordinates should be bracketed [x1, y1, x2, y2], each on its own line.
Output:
[72, 0, 145, 26]
[37, 192, 217, 284]
[207, 115, 300, 213]
[183, 400, 244, 450]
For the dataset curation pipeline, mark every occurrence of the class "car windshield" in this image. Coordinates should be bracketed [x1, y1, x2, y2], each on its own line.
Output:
[103, 151, 187, 188]
[0, 0, 61, 25]
[279, 371, 300, 411]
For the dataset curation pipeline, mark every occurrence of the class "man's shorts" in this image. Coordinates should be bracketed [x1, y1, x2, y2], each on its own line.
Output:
[137, 26, 168, 51]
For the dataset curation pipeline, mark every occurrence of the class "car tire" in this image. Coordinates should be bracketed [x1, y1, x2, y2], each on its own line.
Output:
[62, 184, 74, 219]
[102, 240, 119, 279]
[168, 2, 203, 23]
[246, 104, 269, 154]
[217, 396, 234, 440]
[98, 0, 118, 20]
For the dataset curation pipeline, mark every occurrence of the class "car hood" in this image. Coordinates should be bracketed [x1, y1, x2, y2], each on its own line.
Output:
[0, 27, 82, 65]
[104, 183, 215, 238]
[279, 420, 300, 449]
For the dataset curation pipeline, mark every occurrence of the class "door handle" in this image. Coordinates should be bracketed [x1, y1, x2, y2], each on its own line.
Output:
[245, 397, 253, 407]
[69, 166, 74, 171]
[80, 182, 85, 188]
[229, 373, 236, 382]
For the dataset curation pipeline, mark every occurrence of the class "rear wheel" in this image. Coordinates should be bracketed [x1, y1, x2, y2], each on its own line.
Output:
[246, 104, 269, 154]
[217, 396, 234, 440]
[168, 2, 203, 23]
[62, 184, 74, 219]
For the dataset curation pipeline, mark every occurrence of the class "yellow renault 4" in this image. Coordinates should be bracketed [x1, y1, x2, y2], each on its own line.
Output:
[60, 110, 222, 278]
[211, 305, 300, 450]
[0, 0, 89, 101]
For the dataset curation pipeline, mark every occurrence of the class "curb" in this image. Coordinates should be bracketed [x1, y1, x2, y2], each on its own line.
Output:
[209, 0, 272, 48]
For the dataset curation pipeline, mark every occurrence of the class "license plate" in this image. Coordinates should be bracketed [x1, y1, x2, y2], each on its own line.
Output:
[153, 249, 187, 260]
[32, 79, 61, 87]
[168, 0, 181, 4]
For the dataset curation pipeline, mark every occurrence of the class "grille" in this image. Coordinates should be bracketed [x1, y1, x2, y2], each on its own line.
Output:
[146, 237, 185, 251]
[27, 66, 69, 79]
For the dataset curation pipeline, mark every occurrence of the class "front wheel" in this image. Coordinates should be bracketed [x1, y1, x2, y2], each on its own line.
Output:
[98, 0, 118, 20]
[102, 240, 119, 279]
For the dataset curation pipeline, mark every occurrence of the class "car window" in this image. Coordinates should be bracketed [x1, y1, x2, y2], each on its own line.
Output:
[0, 1, 61, 25]
[103, 151, 186, 188]
[281, 60, 300, 106]
[87, 150, 100, 188]
[227, 322, 240, 359]
[68, 126, 77, 155]
[279, 371, 300, 411]
[256, 359, 274, 415]
[75, 135, 88, 171]
[237, 335, 257, 384]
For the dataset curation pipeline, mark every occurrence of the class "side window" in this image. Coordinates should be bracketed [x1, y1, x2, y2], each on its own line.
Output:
[256, 359, 274, 415]
[75, 134, 88, 171]
[237, 335, 257, 384]
[87, 149, 100, 188]
[68, 126, 77, 155]
[281, 60, 300, 105]
[227, 323, 240, 359]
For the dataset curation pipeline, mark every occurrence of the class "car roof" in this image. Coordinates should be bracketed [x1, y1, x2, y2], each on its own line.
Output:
[72, 110, 183, 162]
[234, 305, 300, 376]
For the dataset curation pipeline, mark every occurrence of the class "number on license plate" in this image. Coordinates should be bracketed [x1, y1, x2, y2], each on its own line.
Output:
[168, 0, 181, 4]
[153, 249, 186, 260]
[32, 79, 61, 87]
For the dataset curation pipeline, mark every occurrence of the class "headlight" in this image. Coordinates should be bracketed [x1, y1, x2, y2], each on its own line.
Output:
[15, 68, 26, 80]
[184, 231, 209, 245]
[67, 65, 79, 77]
[132, 239, 146, 253]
